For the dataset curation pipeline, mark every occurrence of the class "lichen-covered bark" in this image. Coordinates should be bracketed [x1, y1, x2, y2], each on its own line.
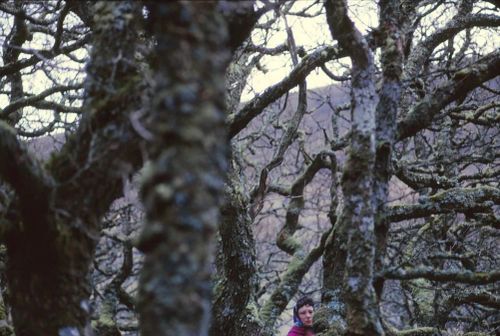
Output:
[384, 326, 438, 336]
[325, 1, 382, 335]
[210, 175, 262, 336]
[210, 28, 261, 336]
[381, 267, 500, 285]
[373, 0, 405, 299]
[397, 50, 500, 141]
[318, 146, 346, 335]
[225, 47, 254, 116]
[0, 2, 143, 335]
[275, 153, 330, 255]
[249, 12, 308, 218]
[93, 243, 134, 336]
[403, 0, 499, 82]
[320, 225, 348, 335]
[386, 186, 500, 222]
[137, 3, 229, 335]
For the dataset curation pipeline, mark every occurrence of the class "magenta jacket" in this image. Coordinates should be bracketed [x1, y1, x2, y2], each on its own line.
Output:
[287, 326, 315, 336]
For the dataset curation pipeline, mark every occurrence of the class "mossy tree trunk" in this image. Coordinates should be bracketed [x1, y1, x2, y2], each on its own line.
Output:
[210, 40, 263, 336]
[320, 208, 348, 335]
[210, 173, 263, 336]
[316, 151, 347, 335]
[137, 2, 230, 335]
[372, 0, 405, 299]
[325, 0, 383, 335]
[0, 2, 144, 334]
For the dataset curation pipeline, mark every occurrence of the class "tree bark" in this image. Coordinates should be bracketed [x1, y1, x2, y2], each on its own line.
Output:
[0, 2, 143, 334]
[210, 175, 262, 336]
[372, 0, 405, 300]
[137, 3, 229, 335]
[325, 1, 383, 335]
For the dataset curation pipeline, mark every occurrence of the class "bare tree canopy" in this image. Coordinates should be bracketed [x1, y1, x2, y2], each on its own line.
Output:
[0, 1, 498, 336]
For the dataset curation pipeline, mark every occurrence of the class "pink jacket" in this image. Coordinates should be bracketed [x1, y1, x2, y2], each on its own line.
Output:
[287, 326, 315, 336]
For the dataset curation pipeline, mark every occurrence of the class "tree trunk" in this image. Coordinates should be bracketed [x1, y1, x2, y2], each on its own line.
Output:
[210, 173, 262, 336]
[373, 0, 405, 300]
[1, 2, 143, 334]
[319, 218, 348, 335]
[325, 1, 383, 334]
[6, 216, 96, 335]
[137, 3, 230, 335]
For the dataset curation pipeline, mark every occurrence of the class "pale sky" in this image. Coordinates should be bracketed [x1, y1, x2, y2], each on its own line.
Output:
[242, 0, 379, 101]
[242, 0, 499, 102]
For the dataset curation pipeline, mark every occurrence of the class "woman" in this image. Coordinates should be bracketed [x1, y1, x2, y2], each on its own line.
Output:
[287, 296, 315, 336]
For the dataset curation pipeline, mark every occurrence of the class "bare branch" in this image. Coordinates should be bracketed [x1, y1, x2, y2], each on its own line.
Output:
[386, 186, 500, 223]
[0, 34, 90, 78]
[228, 44, 346, 138]
[52, 2, 71, 52]
[1, 84, 82, 119]
[404, 9, 500, 80]
[381, 266, 500, 285]
[397, 51, 500, 141]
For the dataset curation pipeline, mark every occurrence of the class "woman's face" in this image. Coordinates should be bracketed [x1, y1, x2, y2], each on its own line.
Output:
[298, 304, 314, 327]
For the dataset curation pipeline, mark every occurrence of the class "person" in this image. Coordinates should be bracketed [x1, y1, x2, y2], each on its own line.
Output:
[287, 296, 315, 336]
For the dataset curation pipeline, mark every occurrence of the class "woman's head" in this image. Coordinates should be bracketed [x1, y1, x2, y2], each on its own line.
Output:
[293, 296, 314, 327]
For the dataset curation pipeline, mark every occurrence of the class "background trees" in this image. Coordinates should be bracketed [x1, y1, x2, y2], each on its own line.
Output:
[0, 1, 498, 335]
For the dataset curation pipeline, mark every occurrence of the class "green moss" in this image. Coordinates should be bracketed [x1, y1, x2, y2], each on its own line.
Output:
[258, 301, 275, 325]
[314, 305, 346, 335]
[212, 278, 225, 301]
[408, 278, 434, 321]
[403, 222, 430, 262]
[0, 296, 7, 321]
[246, 300, 260, 319]
[394, 327, 438, 335]
[89, 75, 142, 114]
[453, 68, 472, 80]
[281, 235, 302, 255]
[0, 326, 14, 336]
[92, 300, 121, 336]
[97, 300, 115, 327]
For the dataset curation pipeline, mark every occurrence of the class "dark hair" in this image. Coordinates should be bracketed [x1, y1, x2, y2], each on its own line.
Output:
[295, 296, 314, 310]
[293, 296, 314, 325]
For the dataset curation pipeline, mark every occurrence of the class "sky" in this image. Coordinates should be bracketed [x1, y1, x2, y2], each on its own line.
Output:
[242, 0, 499, 102]
[242, 0, 379, 101]
[1, 0, 498, 132]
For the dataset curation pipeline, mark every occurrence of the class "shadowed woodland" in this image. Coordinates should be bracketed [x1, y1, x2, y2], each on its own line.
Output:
[0, 1, 499, 335]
